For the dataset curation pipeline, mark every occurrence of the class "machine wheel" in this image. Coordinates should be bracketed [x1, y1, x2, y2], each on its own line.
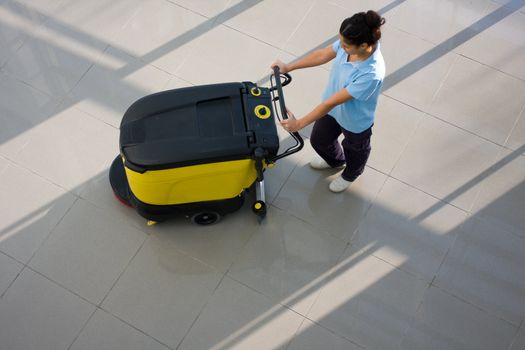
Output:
[252, 200, 267, 223]
[190, 211, 221, 225]
[109, 155, 132, 207]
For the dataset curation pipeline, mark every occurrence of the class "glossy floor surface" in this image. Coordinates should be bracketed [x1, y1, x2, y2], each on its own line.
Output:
[1, 0, 524, 349]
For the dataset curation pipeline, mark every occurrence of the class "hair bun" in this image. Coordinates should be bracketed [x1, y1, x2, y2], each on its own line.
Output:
[365, 10, 385, 30]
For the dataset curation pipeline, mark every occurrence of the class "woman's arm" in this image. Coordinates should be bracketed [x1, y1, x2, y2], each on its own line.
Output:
[281, 88, 353, 132]
[271, 46, 336, 73]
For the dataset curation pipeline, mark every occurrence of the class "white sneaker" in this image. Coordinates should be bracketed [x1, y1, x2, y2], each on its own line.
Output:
[309, 155, 344, 170]
[329, 175, 352, 193]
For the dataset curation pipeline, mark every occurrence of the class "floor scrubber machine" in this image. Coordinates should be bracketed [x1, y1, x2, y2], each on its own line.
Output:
[109, 67, 303, 225]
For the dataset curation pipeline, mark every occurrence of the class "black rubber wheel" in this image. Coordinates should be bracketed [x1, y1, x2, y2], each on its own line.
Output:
[252, 200, 267, 222]
[190, 211, 221, 225]
[109, 155, 132, 207]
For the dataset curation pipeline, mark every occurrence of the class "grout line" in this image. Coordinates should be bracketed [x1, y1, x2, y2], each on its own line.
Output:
[164, 0, 215, 20]
[25, 196, 80, 266]
[382, 92, 504, 147]
[384, 99, 426, 177]
[381, 91, 510, 148]
[97, 305, 175, 350]
[269, 157, 301, 206]
[385, 173, 470, 214]
[400, 282, 433, 344]
[430, 283, 522, 328]
[430, 53, 460, 103]
[66, 307, 98, 350]
[503, 103, 525, 147]
[175, 272, 228, 350]
[25, 264, 95, 305]
[0, 263, 24, 299]
[429, 220, 462, 287]
[56, 43, 111, 106]
[300, 314, 368, 349]
[283, 316, 307, 350]
[507, 320, 523, 350]
[98, 235, 149, 307]
[282, 0, 316, 50]
[457, 52, 525, 83]
[2, 151, 79, 196]
[21, 262, 188, 350]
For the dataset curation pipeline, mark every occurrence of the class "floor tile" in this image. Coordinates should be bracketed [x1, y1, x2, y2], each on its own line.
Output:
[146, 204, 258, 273]
[101, 237, 223, 348]
[29, 199, 147, 305]
[381, 25, 459, 112]
[70, 309, 169, 350]
[434, 217, 525, 325]
[167, 0, 231, 18]
[0, 70, 60, 158]
[0, 0, 48, 67]
[162, 74, 193, 90]
[14, 0, 66, 15]
[427, 55, 525, 145]
[307, 245, 429, 350]
[510, 325, 525, 350]
[67, 46, 172, 127]
[471, 149, 525, 237]
[179, 276, 304, 350]
[391, 115, 502, 211]
[273, 143, 387, 241]
[78, 169, 159, 231]
[400, 286, 517, 350]
[113, 0, 213, 75]
[329, 0, 403, 14]
[0, 251, 23, 297]
[52, 0, 146, 46]
[0, 155, 7, 173]
[266, 124, 306, 204]
[505, 108, 525, 154]
[0, 268, 95, 350]
[353, 177, 467, 282]
[287, 319, 364, 350]
[0, 161, 76, 263]
[218, 0, 316, 49]
[228, 206, 347, 315]
[283, 1, 349, 57]
[2, 18, 107, 98]
[176, 24, 281, 85]
[389, 0, 490, 49]
[459, 3, 525, 81]
[369, 95, 425, 174]
[9, 105, 118, 193]
[493, 0, 525, 12]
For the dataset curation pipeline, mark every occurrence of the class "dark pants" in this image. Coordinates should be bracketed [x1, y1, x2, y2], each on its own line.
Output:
[310, 115, 372, 182]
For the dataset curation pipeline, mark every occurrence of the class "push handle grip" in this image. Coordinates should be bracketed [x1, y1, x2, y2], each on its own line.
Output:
[270, 66, 304, 161]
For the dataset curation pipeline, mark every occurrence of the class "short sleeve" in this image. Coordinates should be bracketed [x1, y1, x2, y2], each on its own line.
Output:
[346, 73, 382, 101]
[331, 40, 341, 53]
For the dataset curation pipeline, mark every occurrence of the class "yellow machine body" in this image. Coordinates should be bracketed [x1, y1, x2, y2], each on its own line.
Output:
[124, 158, 261, 205]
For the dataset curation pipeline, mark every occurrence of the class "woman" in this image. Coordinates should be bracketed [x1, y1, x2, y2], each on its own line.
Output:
[272, 10, 386, 192]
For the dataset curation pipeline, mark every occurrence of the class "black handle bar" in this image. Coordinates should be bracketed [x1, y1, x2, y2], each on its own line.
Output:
[269, 66, 304, 162]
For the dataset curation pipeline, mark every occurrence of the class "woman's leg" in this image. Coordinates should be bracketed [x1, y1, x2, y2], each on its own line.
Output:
[340, 126, 372, 181]
[310, 115, 346, 167]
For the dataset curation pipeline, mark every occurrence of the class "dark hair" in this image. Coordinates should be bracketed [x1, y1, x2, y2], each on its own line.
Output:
[340, 10, 385, 46]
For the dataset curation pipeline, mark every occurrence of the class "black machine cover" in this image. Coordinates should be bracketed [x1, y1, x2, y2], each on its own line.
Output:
[119, 82, 279, 172]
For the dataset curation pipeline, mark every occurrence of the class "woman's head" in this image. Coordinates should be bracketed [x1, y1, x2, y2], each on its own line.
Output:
[339, 10, 385, 53]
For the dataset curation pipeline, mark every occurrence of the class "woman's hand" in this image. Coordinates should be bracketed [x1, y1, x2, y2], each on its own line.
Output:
[270, 59, 289, 74]
[280, 109, 302, 133]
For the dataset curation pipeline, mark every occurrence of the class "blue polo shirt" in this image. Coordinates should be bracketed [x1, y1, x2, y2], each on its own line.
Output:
[322, 40, 385, 133]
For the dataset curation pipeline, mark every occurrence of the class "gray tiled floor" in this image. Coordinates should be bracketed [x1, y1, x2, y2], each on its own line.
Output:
[0, 0, 524, 350]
